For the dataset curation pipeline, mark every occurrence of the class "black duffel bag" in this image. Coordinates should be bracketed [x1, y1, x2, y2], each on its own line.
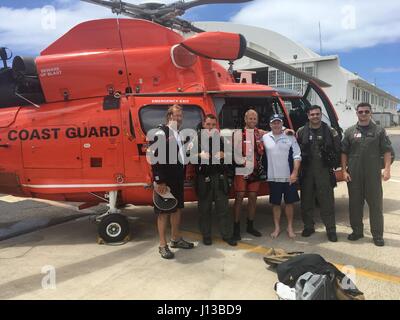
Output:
[276, 253, 364, 300]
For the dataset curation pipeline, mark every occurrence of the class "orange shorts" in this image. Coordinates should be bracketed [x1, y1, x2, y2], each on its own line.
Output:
[234, 175, 261, 193]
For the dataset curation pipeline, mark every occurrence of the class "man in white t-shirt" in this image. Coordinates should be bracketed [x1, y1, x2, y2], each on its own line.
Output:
[262, 114, 301, 239]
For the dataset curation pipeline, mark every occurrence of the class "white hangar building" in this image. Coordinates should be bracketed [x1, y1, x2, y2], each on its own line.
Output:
[194, 22, 400, 129]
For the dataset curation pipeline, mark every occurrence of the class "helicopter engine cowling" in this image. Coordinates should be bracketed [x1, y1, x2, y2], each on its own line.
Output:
[180, 32, 246, 61]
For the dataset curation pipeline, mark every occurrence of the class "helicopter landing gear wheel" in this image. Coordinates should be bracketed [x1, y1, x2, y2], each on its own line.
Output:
[98, 214, 130, 243]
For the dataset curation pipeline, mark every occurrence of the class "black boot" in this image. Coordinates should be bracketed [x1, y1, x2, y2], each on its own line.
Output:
[247, 219, 262, 237]
[233, 222, 241, 241]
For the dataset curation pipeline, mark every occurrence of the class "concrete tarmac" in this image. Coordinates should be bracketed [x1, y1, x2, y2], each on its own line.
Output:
[0, 130, 399, 300]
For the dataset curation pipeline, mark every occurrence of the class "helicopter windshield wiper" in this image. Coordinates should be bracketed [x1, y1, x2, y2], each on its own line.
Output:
[14, 92, 41, 109]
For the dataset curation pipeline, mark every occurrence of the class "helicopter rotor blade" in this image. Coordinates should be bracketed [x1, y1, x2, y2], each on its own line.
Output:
[81, 0, 121, 10]
[170, 17, 205, 33]
[82, 0, 254, 17]
[81, 0, 143, 14]
[245, 47, 331, 87]
[179, 0, 254, 11]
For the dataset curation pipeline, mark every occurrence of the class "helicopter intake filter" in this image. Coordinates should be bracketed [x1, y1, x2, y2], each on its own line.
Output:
[170, 44, 198, 69]
[179, 32, 246, 61]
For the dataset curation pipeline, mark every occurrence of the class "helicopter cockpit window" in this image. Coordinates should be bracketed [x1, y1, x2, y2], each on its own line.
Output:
[215, 97, 287, 131]
[303, 86, 332, 126]
[284, 98, 309, 131]
[139, 105, 203, 134]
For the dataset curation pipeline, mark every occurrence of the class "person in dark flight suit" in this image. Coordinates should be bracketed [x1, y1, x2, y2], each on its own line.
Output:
[296, 105, 341, 242]
[194, 114, 237, 246]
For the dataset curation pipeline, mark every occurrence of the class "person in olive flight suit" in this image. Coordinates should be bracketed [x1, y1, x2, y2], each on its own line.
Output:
[341, 102, 394, 247]
[194, 114, 237, 246]
[296, 105, 341, 242]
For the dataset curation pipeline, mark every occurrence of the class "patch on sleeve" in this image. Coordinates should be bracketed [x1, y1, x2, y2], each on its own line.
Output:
[155, 130, 166, 136]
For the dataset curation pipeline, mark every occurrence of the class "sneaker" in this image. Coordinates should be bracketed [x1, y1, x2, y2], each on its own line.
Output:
[203, 237, 212, 246]
[373, 238, 385, 247]
[159, 245, 174, 259]
[222, 237, 237, 246]
[347, 233, 364, 241]
[327, 232, 338, 242]
[301, 228, 315, 237]
[170, 237, 194, 249]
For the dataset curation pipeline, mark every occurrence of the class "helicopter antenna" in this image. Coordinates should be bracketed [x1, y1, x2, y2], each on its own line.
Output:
[228, 61, 234, 74]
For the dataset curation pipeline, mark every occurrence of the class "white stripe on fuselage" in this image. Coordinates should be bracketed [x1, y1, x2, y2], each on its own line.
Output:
[22, 183, 148, 189]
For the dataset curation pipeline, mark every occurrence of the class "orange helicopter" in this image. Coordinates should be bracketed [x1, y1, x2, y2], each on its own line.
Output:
[0, 0, 342, 242]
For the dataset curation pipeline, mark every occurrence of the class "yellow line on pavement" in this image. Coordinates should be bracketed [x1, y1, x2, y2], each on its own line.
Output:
[181, 230, 400, 285]
[333, 263, 400, 284]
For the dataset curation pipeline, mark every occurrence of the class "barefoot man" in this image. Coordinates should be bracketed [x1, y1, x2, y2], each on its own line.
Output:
[262, 114, 301, 239]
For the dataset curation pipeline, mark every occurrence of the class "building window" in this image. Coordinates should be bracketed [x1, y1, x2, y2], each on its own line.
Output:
[361, 90, 370, 103]
[353, 87, 356, 100]
[284, 82, 293, 89]
[285, 73, 293, 89]
[293, 67, 302, 86]
[277, 70, 284, 87]
[268, 70, 277, 85]
[293, 83, 302, 93]
[305, 66, 314, 76]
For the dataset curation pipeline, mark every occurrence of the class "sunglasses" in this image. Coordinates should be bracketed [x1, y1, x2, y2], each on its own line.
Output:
[357, 110, 371, 115]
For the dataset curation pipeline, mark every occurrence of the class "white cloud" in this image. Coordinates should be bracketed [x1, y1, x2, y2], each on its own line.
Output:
[231, 0, 400, 52]
[0, 0, 177, 55]
[3, 0, 399, 56]
[374, 67, 400, 73]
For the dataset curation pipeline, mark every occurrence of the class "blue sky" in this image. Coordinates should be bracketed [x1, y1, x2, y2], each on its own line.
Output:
[334, 42, 400, 101]
[1, 0, 399, 105]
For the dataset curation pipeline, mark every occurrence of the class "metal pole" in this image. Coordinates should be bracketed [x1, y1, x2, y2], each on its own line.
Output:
[319, 21, 323, 55]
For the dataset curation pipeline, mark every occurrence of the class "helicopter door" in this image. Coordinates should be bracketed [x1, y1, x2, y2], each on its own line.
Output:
[302, 81, 342, 137]
[127, 98, 204, 194]
[120, 97, 149, 185]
